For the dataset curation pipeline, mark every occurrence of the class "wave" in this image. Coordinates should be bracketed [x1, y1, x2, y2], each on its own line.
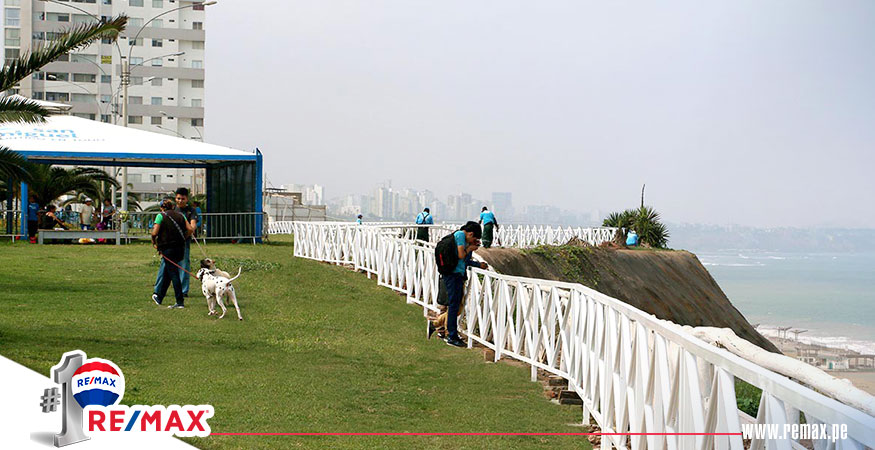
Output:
[758, 326, 875, 355]
[702, 262, 765, 267]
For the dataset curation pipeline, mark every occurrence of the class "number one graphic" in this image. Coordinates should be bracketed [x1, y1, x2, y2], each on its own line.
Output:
[51, 351, 89, 447]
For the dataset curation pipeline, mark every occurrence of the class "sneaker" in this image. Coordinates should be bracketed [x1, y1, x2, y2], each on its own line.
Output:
[428, 322, 437, 339]
[446, 337, 466, 348]
[151, 294, 161, 306]
[437, 331, 447, 340]
[168, 304, 185, 309]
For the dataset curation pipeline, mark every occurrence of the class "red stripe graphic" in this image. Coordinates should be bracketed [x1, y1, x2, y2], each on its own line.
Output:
[73, 361, 119, 377]
[211, 432, 743, 436]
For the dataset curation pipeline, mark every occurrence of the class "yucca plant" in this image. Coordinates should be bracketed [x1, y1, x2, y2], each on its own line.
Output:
[603, 205, 670, 248]
[0, 16, 127, 192]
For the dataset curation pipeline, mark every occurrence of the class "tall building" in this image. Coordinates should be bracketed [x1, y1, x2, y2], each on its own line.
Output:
[491, 192, 513, 219]
[3, 0, 208, 199]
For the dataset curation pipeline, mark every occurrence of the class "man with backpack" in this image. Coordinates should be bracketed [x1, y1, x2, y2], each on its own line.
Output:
[415, 207, 433, 242]
[433, 221, 488, 347]
[150, 199, 193, 309]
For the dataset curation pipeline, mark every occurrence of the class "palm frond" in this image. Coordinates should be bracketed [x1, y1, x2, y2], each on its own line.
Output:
[0, 96, 52, 124]
[0, 16, 127, 91]
[0, 147, 31, 182]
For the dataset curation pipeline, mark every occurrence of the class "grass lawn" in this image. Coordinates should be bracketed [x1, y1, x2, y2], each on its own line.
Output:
[0, 236, 590, 449]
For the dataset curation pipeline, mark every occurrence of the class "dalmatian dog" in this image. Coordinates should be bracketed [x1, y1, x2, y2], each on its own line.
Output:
[195, 267, 243, 320]
[200, 258, 231, 278]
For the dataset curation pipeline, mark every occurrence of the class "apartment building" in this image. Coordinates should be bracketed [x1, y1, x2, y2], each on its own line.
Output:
[3, 0, 208, 198]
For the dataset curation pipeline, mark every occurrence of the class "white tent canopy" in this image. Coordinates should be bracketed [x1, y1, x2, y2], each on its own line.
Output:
[0, 115, 255, 167]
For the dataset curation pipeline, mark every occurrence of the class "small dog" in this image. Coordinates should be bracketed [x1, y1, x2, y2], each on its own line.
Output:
[200, 258, 231, 278]
[195, 266, 243, 320]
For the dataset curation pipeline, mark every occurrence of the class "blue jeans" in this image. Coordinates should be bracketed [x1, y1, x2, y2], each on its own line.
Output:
[155, 245, 185, 305]
[155, 240, 190, 295]
[443, 272, 466, 340]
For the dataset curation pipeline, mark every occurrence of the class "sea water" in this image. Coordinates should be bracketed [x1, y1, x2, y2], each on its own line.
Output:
[696, 250, 875, 354]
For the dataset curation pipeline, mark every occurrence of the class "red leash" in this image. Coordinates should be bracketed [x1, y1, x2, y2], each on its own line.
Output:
[158, 252, 198, 277]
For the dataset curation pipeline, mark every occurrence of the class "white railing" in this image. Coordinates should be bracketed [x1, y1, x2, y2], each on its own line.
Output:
[279, 221, 618, 248]
[291, 221, 875, 449]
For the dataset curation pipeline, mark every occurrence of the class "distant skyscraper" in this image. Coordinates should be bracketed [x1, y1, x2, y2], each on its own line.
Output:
[492, 192, 513, 218]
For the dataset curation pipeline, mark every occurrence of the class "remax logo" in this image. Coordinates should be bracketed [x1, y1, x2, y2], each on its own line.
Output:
[45, 350, 213, 447]
[71, 359, 125, 408]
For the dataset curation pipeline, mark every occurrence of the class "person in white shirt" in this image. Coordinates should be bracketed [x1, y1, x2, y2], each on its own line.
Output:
[80, 199, 95, 230]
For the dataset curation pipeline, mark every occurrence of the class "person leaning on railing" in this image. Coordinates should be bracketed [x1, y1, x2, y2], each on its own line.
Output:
[432, 221, 488, 348]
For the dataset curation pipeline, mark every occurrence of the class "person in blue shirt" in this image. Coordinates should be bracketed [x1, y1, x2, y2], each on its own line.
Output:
[356, 214, 363, 225]
[478, 206, 499, 248]
[438, 221, 488, 348]
[414, 207, 433, 241]
[192, 201, 203, 236]
[26, 195, 39, 242]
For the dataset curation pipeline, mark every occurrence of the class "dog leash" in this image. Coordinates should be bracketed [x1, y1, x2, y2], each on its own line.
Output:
[158, 251, 198, 278]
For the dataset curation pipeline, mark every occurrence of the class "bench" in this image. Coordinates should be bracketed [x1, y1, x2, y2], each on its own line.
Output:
[38, 229, 121, 245]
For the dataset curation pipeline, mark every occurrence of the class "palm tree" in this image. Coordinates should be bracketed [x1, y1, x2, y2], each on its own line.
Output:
[27, 165, 119, 208]
[0, 16, 127, 200]
[64, 182, 141, 211]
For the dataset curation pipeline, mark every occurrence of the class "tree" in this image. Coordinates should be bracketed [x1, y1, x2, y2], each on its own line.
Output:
[0, 15, 127, 200]
[603, 205, 670, 248]
[63, 182, 141, 211]
[27, 165, 119, 208]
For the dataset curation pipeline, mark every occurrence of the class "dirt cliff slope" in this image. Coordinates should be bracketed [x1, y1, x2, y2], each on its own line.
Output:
[477, 244, 779, 353]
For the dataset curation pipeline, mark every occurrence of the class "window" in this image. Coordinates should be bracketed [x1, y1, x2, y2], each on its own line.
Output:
[32, 72, 44, 80]
[32, 31, 45, 41]
[46, 32, 64, 40]
[101, 114, 111, 123]
[100, 95, 111, 103]
[46, 72, 69, 81]
[103, 0, 112, 5]
[72, 0, 98, 3]
[128, 17, 143, 27]
[128, 115, 143, 124]
[191, 60, 203, 69]
[191, 99, 202, 107]
[101, 74, 111, 83]
[130, 56, 143, 65]
[190, 118, 203, 127]
[192, 41, 204, 50]
[5, 29, 20, 47]
[70, 54, 96, 63]
[151, 39, 162, 47]
[32, 91, 44, 100]
[5, 8, 20, 26]
[45, 92, 70, 102]
[72, 73, 96, 83]
[129, 96, 142, 104]
[191, 79, 204, 88]
[72, 14, 94, 25]
[151, 77, 162, 86]
[151, 116, 162, 125]
[56, 53, 69, 62]
[71, 93, 94, 103]
[129, 37, 142, 46]
[152, 0, 162, 6]
[192, 21, 203, 30]
[101, 37, 114, 44]
[130, 76, 143, 85]
[129, 0, 143, 6]
[4, 48, 19, 65]
[47, 13, 70, 22]
[4, 0, 21, 6]
[150, 97, 162, 106]
[151, 19, 162, 28]
[151, 58, 162, 67]
[72, 113, 96, 120]
[193, 3, 204, 11]
[150, 174, 160, 183]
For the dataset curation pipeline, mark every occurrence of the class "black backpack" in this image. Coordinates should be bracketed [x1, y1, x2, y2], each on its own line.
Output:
[435, 233, 460, 276]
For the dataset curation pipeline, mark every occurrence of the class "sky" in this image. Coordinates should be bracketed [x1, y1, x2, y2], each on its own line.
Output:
[205, 1, 875, 228]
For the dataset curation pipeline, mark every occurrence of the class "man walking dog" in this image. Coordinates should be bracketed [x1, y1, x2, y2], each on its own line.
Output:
[151, 199, 192, 308]
[153, 188, 199, 298]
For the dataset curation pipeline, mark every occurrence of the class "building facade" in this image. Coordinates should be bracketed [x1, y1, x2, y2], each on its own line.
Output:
[3, 0, 208, 199]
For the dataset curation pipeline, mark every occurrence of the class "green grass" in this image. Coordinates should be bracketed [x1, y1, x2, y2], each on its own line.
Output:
[0, 236, 590, 449]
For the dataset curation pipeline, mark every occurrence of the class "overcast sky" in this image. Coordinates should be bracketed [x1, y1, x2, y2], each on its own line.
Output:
[205, 1, 875, 228]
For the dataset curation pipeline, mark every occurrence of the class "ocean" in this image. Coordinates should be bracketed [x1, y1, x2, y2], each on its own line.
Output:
[695, 250, 875, 354]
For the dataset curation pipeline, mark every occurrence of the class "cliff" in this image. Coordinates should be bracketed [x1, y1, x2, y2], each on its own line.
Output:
[477, 243, 779, 353]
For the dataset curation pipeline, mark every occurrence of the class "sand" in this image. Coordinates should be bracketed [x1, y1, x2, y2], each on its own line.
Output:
[827, 371, 875, 396]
